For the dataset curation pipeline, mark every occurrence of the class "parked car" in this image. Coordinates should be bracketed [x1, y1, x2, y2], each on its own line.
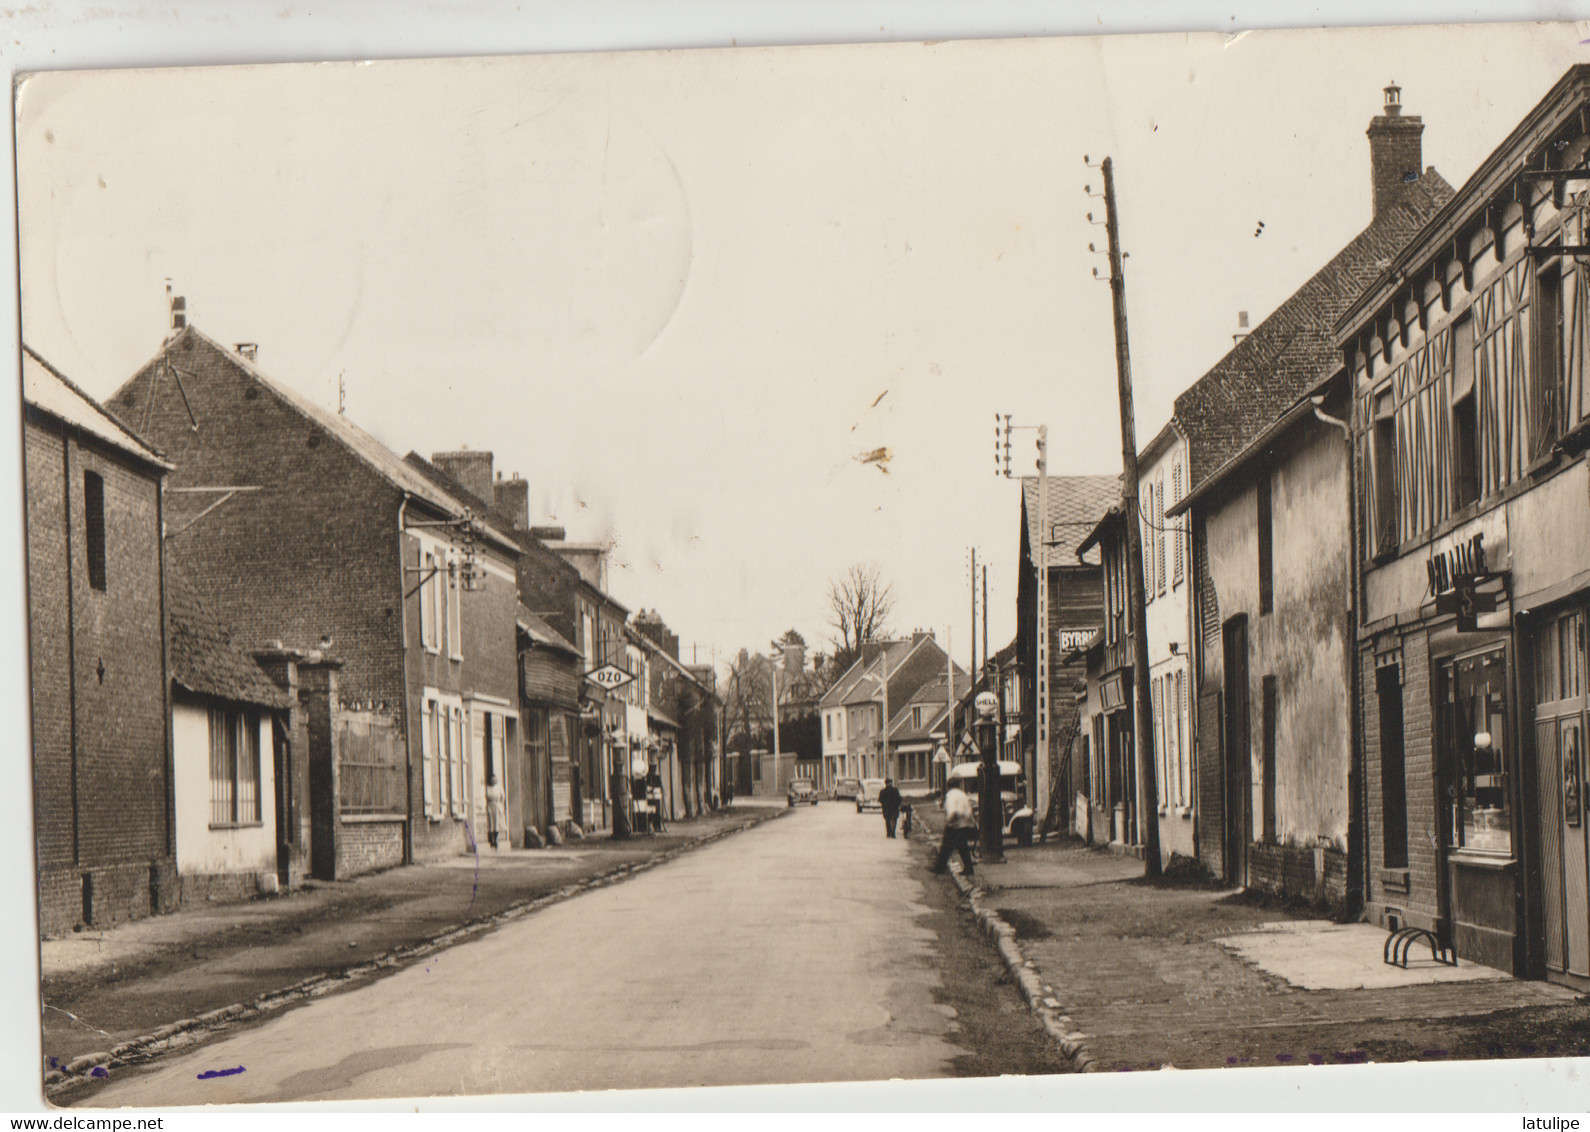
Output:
[832, 776, 862, 802]
[787, 779, 819, 807]
[946, 760, 1034, 846]
[856, 778, 886, 813]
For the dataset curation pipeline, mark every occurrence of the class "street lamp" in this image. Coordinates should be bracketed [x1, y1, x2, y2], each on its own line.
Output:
[975, 680, 1005, 863]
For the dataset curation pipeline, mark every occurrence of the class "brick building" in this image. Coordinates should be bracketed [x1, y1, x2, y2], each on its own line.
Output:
[107, 327, 521, 871]
[24, 347, 176, 936]
[1341, 67, 1590, 981]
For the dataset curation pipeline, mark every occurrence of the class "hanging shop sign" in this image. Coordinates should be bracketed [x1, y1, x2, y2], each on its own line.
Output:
[585, 663, 634, 692]
[1426, 533, 1508, 632]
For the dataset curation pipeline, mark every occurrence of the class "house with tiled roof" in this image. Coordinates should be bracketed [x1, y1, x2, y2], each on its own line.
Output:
[820, 635, 952, 785]
[24, 347, 176, 935]
[107, 325, 523, 872]
[1015, 473, 1118, 836]
[1333, 66, 1590, 980]
[1164, 83, 1455, 901]
[166, 566, 292, 901]
[885, 670, 970, 793]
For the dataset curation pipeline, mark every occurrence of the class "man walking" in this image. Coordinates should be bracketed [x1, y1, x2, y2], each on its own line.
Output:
[879, 778, 902, 838]
[932, 780, 976, 876]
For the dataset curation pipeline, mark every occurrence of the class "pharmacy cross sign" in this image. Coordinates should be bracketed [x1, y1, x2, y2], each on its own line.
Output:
[584, 664, 634, 692]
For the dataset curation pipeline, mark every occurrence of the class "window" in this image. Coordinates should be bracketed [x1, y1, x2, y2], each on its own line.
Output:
[1261, 675, 1278, 842]
[1257, 473, 1273, 615]
[1155, 473, 1167, 597]
[1152, 676, 1166, 810]
[1371, 388, 1398, 557]
[420, 551, 438, 651]
[1442, 647, 1511, 855]
[1452, 316, 1480, 511]
[911, 705, 924, 730]
[422, 693, 466, 821]
[825, 714, 832, 741]
[1141, 481, 1155, 602]
[1171, 461, 1185, 586]
[1176, 668, 1189, 806]
[447, 558, 462, 660]
[210, 706, 260, 825]
[83, 470, 106, 592]
[1534, 263, 1565, 460]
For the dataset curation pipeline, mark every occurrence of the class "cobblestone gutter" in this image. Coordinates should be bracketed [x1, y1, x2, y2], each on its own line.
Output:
[902, 808, 1100, 1075]
[46, 809, 786, 1098]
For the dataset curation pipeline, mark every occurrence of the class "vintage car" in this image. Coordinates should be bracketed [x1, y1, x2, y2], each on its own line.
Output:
[946, 760, 1035, 846]
[786, 779, 819, 806]
[856, 777, 887, 813]
[832, 776, 862, 802]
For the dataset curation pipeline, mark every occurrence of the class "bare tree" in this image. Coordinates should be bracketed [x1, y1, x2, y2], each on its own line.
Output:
[827, 563, 896, 675]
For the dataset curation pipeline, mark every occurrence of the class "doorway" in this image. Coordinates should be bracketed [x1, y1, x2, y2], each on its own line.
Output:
[1533, 605, 1589, 985]
[1223, 617, 1251, 886]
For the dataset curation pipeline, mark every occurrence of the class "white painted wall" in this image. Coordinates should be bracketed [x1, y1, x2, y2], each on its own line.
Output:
[173, 699, 276, 879]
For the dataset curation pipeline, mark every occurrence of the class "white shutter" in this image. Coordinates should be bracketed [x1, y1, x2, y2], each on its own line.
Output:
[421, 700, 436, 818]
[450, 707, 465, 818]
[419, 552, 434, 649]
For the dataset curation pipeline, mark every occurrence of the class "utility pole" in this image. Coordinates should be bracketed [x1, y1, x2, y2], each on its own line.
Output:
[1092, 154, 1162, 876]
[996, 414, 1051, 831]
[969, 547, 978, 685]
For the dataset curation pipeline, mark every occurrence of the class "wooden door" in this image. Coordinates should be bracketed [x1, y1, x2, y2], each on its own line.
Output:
[1223, 617, 1251, 886]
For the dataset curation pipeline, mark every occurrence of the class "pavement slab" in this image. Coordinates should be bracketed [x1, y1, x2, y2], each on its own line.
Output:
[917, 816, 1586, 1074]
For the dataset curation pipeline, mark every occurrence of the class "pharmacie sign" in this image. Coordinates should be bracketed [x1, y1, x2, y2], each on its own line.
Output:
[584, 663, 634, 692]
[1426, 533, 1506, 632]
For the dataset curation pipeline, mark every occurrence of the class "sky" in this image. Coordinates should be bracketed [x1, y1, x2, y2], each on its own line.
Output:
[17, 23, 1590, 675]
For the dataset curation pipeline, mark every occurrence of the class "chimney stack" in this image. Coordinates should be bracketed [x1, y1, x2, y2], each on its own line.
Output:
[491, 471, 530, 532]
[235, 343, 258, 361]
[1367, 81, 1424, 218]
[430, 448, 494, 506]
[1233, 311, 1250, 346]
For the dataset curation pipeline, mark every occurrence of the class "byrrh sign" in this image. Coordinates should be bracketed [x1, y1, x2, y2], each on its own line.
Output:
[584, 663, 634, 691]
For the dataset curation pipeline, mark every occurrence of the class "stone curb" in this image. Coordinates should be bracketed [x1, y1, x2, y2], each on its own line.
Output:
[940, 854, 1102, 1074]
[45, 808, 786, 1096]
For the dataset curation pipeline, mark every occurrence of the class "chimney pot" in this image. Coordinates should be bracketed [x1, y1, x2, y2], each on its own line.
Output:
[1367, 81, 1423, 219]
[235, 343, 258, 361]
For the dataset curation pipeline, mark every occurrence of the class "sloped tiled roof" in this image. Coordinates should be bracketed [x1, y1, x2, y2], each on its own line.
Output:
[818, 640, 891, 709]
[168, 566, 291, 710]
[149, 328, 516, 552]
[516, 603, 580, 656]
[23, 347, 171, 470]
[1174, 173, 1454, 494]
[1021, 475, 1122, 563]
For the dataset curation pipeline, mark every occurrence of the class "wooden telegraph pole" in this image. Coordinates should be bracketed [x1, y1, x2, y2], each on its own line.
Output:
[1095, 155, 1162, 876]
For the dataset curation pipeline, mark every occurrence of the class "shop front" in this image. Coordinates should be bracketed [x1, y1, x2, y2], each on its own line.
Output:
[1342, 65, 1590, 979]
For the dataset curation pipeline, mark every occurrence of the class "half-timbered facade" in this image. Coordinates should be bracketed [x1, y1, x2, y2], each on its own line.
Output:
[1342, 66, 1590, 981]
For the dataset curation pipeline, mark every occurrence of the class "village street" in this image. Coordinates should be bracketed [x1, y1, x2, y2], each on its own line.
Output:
[68, 804, 1065, 1107]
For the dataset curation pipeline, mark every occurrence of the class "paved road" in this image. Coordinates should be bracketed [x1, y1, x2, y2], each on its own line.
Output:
[83, 803, 969, 1106]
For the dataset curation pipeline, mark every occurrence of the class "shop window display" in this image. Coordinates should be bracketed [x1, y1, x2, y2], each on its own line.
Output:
[1442, 647, 1511, 855]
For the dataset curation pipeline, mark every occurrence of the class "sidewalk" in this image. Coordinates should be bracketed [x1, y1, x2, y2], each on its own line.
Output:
[41, 802, 783, 1079]
[920, 812, 1584, 1071]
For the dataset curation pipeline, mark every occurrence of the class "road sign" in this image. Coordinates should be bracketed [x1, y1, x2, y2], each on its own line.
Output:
[584, 663, 634, 691]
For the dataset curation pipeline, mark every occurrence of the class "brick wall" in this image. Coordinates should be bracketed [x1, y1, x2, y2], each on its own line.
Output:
[1196, 690, 1225, 874]
[26, 412, 174, 937]
[107, 334, 409, 712]
[338, 819, 405, 877]
[27, 421, 73, 875]
[38, 859, 180, 938]
[1247, 840, 1351, 915]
